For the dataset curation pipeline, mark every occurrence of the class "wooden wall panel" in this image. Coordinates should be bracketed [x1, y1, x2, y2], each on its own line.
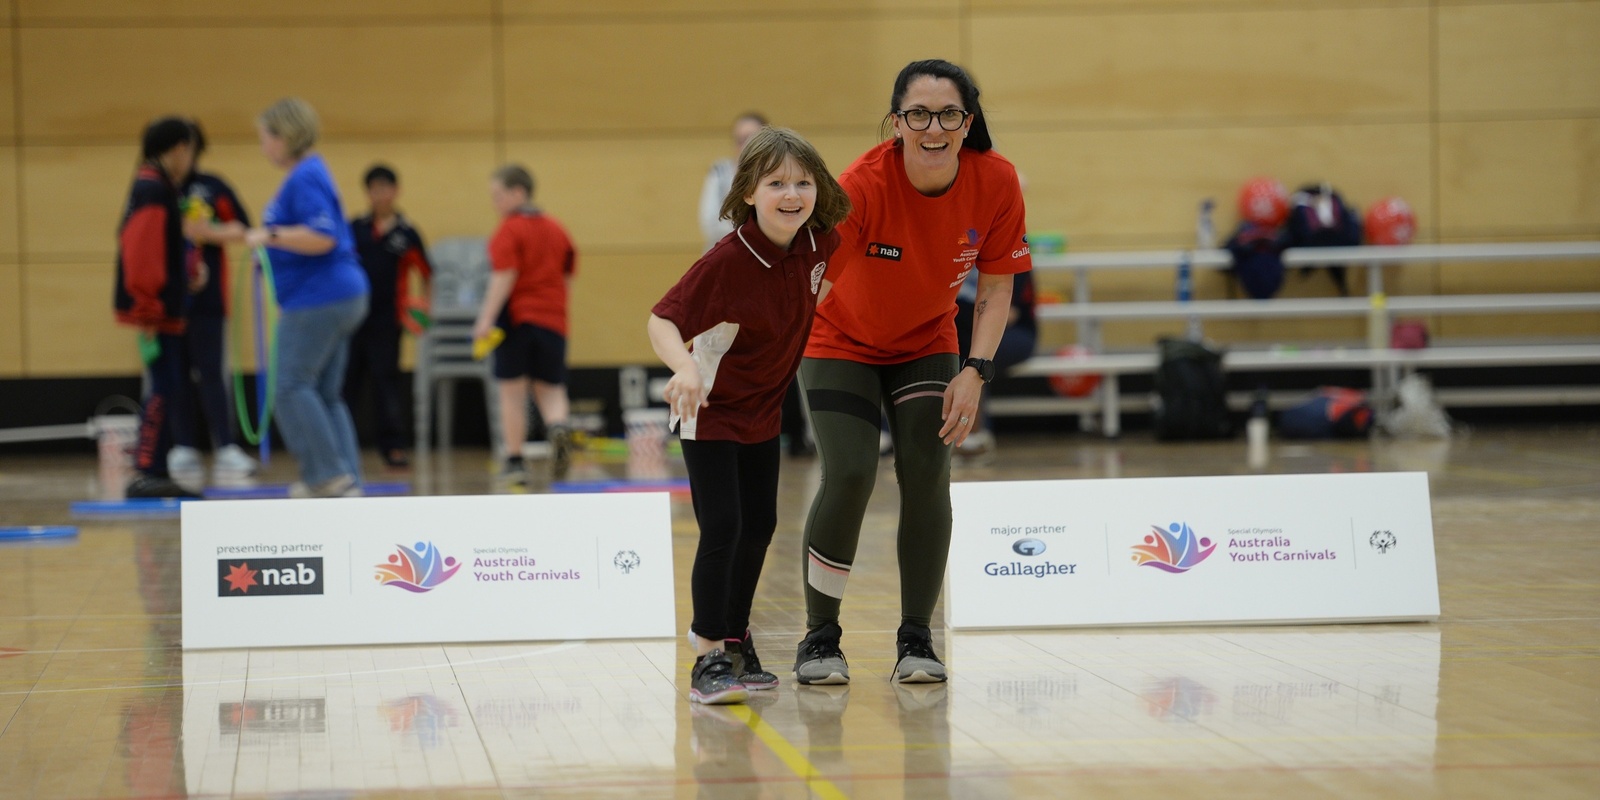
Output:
[501, 18, 959, 134]
[567, 249, 701, 366]
[506, 0, 955, 14]
[21, 145, 132, 261]
[0, 148, 16, 260]
[972, 0, 1426, 9]
[0, 31, 13, 143]
[972, 7, 1431, 125]
[1003, 123, 1433, 250]
[1438, 2, 1600, 115]
[0, 261, 20, 376]
[18, 25, 495, 142]
[1438, 119, 1600, 236]
[195, 142, 504, 243]
[15, 0, 490, 22]
[22, 262, 135, 376]
[502, 137, 730, 250]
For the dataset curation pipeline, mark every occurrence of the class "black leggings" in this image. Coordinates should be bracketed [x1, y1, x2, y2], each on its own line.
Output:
[800, 354, 958, 629]
[681, 436, 781, 642]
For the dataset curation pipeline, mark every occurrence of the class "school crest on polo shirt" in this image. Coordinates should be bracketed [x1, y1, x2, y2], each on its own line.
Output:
[810, 262, 827, 295]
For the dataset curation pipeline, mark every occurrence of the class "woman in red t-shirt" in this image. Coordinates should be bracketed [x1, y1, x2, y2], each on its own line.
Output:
[649, 127, 849, 704]
[795, 59, 1033, 686]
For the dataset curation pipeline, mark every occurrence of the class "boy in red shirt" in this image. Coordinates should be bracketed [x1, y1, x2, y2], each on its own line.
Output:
[649, 127, 850, 704]
[473, 165, 577, 483]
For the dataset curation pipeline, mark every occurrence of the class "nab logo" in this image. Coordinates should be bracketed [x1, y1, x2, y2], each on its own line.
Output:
[218, 557, 325, 597]
[865, 242, 902, 261]
[1012, 538, 1047, 556]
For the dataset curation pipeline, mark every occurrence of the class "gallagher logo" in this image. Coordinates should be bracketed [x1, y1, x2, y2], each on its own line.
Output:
[1131, 522, 1216, 573]
[218, 558, 324, 596]
[375, 541, 461, 593]
[1012, 538, 1046, 556]
[957, 228, 982, 248]
[865, 242, 902, 261]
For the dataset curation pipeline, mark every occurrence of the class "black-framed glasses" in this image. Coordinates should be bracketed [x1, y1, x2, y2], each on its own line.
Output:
[896, 108, 970, 131]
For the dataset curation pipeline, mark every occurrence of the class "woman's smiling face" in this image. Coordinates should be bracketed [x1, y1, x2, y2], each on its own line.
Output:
[893, 75, 970, 182]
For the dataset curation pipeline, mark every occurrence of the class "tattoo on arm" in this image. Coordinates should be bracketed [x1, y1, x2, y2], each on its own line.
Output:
[976, 299, 989, 316]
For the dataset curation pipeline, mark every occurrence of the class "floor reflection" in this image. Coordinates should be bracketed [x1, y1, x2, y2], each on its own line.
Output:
[181, 641, 678, 796]
[947, 628, 1442, 772]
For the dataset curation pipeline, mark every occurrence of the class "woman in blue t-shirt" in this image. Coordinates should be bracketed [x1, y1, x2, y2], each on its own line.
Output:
[244, 98, 370, 498]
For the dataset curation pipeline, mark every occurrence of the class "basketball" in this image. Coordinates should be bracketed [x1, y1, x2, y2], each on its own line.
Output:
[1047, 344, 1103, 398]
[1364, 196, 1416, 245]
[1237, 177, 1289, 227]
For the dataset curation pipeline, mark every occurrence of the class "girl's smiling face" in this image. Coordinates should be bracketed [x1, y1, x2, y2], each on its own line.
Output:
[745, 155, 816, 249]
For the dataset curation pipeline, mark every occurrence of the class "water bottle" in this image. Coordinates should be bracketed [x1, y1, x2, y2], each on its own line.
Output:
[1196, 198, 1217, 250]
[1246, 386, 1270, 469]
[1175, 254, 1193, 302]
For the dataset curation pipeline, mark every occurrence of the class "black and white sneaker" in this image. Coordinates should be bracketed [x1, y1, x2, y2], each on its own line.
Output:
[690, 649, 750, 705]
[892, 623, 947, 684]
[793, 622, 850, 685]
[725, 631, 779, 690]
[125, 474, 201, 499]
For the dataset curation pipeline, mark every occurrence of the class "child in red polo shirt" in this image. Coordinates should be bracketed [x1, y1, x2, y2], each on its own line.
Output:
[472, 164, 577, 484]
[649, 127, 850, 704]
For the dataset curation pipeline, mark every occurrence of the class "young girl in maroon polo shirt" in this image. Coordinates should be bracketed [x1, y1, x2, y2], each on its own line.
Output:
[648, 127, 850, 705]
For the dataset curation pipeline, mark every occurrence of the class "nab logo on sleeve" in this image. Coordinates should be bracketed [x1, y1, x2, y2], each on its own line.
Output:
[218, 558, 325, 597]
[865, 242, 902, 261]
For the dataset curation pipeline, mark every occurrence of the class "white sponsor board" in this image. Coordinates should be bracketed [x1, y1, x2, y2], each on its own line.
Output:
[182, 493, 675, 649]
[947, 473, 1438, 629]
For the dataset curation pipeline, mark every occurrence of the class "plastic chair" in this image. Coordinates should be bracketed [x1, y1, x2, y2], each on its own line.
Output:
[414, 237, 502, 462]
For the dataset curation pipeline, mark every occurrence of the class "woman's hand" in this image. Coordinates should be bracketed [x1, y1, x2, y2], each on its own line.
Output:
[939, 367, 984, 446]
[662, 369, 709, 422]
[243, 227, 271, 249]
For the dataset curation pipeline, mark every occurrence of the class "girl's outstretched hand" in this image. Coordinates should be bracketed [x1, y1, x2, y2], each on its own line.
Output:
[662, 370, 710, 421]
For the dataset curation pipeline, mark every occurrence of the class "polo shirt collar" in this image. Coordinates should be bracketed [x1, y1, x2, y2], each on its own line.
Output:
[736, 217, 817, 269]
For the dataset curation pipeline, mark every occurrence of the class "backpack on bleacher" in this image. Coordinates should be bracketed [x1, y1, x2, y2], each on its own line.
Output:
[1225, 222, 1288, 299]
[1152, 338, 1232, 441]
[1286, 183, 1363, 296]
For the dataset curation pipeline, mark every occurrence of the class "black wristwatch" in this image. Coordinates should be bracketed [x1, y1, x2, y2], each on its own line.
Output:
[964, 357, 996, 383]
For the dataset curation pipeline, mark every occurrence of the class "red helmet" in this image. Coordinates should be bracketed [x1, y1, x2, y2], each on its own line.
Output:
[1237, 177, 1289, 227]
[1047, 345, 1103, 399]
[1364, 196, 1416, 245]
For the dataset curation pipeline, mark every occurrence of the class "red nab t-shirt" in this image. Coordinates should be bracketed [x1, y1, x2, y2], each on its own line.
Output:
[653, 218, 841, 443]
[489, 209, 577, 336]
[807, 140, 1033, 363]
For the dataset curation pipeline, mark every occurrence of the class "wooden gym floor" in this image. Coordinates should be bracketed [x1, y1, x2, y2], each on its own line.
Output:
[0, 426, 1596, 798]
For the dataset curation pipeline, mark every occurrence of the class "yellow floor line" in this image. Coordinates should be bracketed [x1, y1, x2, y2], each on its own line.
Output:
[727, 704, 849, 800]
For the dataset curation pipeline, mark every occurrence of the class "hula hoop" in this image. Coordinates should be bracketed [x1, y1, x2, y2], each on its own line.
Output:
[233, 247, 278, 451]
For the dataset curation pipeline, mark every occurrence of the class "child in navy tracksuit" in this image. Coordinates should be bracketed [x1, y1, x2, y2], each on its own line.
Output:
[114, 117, 200, 498]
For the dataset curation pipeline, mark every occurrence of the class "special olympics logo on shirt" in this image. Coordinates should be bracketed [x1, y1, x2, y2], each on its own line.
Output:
[809, 262, 827, 295]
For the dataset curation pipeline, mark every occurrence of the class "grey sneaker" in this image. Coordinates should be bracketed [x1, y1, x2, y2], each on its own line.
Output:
[549, 426, 573, 480]
[725, 631, 778, 690]
[690, 649, 749, 705]
[288, 474, 358, 499]
[167, 445, 204, 493]
[793, 622, 850, 685]
[892, 623, 947, 684]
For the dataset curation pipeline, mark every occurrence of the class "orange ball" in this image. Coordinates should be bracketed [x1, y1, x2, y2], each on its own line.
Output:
[1364, 196, 1416, 245]
[1237, 177, 1289, 227]
[1047, 345, 1103, 398]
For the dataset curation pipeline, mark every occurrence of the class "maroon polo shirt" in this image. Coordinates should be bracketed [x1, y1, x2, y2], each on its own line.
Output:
[653, 218, 841, 443]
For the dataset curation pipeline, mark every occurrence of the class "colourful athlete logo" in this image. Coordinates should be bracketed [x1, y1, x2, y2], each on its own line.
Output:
[376, 541, 461, 592]
[1131, 522, 1216, 573]
[957, 228, 982, 247]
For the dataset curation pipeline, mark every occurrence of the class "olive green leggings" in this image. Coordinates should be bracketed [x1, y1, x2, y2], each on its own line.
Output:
[800, 354, 958, 629]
